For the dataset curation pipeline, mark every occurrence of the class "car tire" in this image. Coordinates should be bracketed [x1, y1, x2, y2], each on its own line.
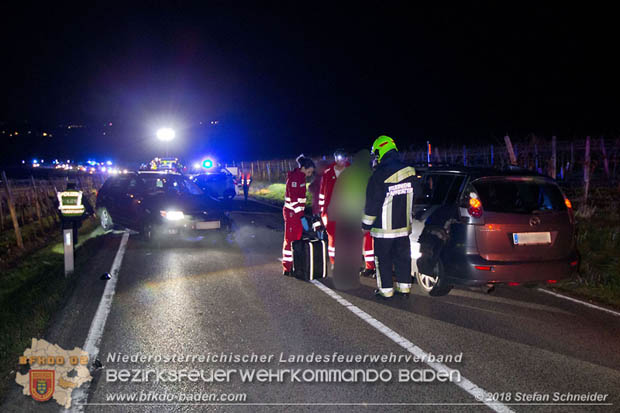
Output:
[98, 207, 114, 231]
[415, 260, 453, 296]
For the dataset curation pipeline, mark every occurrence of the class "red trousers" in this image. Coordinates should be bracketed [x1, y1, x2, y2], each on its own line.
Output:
[282, 215, 302, 272]
[363, 232, 375, 270]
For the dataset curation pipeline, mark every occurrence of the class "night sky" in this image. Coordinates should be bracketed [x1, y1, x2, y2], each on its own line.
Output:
[2, 3, 619, 164]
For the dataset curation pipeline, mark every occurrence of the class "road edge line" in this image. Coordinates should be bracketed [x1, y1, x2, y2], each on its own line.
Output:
[67, 231, 130, 412]
[537, 288, 620, 317]
[310, 280, 514, 413]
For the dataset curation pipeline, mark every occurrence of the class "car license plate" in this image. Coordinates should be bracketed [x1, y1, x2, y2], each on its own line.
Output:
[512, 232, 551, 245]
[195, 221, 220, 230]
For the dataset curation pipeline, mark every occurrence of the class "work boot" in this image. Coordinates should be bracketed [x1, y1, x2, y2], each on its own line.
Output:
[374, 289, 393, 300]
[283, 270, 293, 277]
[360, 268, 376, 279]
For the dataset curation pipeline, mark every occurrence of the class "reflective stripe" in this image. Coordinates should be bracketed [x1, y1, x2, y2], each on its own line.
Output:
[282, 250, 292, 255]
[294, 206, 305, 213]
[282, 256, 293, 262]
[377, 288, 394, 297]
[364, 256, 375, 262]
[362, 214, 376, 225]
[371, 228, 410, 238]
[395, 282, 411, 293]
[319, 194, 325, 199]
[383, 166, 417, 184]
[297, 198, 306, 203]
[364, 250, 375, 255]
[328, 246, 335, 251]
[285, 197, 292, 202]
[318, 200, 325, 205]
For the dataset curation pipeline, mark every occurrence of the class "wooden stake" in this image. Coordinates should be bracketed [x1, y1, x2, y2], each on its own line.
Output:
[2, 171, 24, 249]
[504, 136, 517, 165]
[551, 136, 557, 179]
[600, 136, 610, 178]
[584, 136, 591, 204]
[31, 176, 44, 231]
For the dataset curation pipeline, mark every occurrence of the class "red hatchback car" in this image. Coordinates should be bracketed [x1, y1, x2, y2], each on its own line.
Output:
[410, 166, 579, 296]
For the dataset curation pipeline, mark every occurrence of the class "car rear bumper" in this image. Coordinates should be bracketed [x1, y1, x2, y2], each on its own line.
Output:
[443, 251, 579, 287]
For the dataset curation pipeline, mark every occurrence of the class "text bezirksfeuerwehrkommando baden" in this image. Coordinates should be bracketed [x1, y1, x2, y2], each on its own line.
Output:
[106, 352, 462, 365]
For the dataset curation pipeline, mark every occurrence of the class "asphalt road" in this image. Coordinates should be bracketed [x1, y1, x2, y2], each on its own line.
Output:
[3, 197, 620, 412]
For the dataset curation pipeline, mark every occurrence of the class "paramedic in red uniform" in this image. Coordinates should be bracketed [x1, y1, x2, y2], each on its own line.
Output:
[318, 150, 349, 265]
[282, 155, 316, 276]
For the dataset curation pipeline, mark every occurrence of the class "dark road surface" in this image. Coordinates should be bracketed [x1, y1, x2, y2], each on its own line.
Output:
[3, 197, 620, 412]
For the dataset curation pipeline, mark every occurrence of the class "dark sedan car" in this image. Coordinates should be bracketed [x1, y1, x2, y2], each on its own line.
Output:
[96, 170, 229, 240]
[411, 166, 579, 296]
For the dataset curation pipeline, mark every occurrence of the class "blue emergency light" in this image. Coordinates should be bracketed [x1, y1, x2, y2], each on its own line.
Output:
[202, 159, 214, 169]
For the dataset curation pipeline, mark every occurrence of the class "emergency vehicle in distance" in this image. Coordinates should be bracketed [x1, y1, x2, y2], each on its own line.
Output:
[96, 158, 230, 242]
[190, 158, 237, 200]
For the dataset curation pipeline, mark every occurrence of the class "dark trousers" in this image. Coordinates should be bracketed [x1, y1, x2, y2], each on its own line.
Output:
[333, 221, 361, 290]
[374, 236, 411, 289]
[243, 185, 249, 201]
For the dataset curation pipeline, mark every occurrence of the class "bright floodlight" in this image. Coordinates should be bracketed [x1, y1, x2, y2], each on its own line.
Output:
[156, 128, 176, 142]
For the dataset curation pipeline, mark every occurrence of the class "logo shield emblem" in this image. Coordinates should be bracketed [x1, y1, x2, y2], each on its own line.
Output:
[29, 370, 55, 402]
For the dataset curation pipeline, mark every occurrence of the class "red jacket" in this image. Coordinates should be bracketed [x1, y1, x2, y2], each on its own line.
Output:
[240, 173, 252, 186]
[283, 168, 307, 220]
[318, 162, 349, 217]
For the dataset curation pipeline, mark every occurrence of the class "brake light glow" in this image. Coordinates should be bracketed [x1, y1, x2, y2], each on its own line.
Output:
[468, 196, 483, 218]
[508, 282, 520, 286]
[564, 198, 572, 209]
[547, 279, 558, 284]
[570, 260, 578, 267]
[474, 265, 492, 271]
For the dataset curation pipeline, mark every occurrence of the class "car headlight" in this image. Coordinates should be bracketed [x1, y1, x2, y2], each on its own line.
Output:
[160, 210, 184, 221]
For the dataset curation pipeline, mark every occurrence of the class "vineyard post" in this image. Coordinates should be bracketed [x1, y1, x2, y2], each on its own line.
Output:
[504, 136, 517, 165]
[30, 176, 44, 231]
[2, 171, 24, 249]
[584, 136, 591, 204]
[600, 136, 610, 179]
[551, 136, 557, 179]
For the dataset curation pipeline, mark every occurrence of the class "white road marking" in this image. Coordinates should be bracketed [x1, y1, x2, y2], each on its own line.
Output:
[310, 280, 515, 413]
[67, 231, 130, 412]
[537, 288, 620, 317]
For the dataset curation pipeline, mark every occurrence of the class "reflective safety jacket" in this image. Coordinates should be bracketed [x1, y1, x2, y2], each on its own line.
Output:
[362, 151, 416, 238]
[283, 168, 307, 220]
[318, 162, 349, 215]
[240, 173, 252, 186]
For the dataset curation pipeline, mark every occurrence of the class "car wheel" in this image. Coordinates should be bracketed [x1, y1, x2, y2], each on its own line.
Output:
[98, 207, 114, 230]
[416, 261, 453, 296]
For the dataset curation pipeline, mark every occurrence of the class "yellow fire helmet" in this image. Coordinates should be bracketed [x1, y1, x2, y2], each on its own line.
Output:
[371, 135, 397, 163]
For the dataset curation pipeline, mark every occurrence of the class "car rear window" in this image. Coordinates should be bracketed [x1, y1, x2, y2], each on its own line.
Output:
[472, 179, 566, 214]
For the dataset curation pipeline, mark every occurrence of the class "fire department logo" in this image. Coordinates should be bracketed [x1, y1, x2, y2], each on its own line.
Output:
[29, 370, 55, 402]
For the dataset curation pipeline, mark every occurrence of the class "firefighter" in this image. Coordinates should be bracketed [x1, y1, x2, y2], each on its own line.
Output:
[362, 135, 416, 299]
[282, 155, 315, 275]
[318, 149, 350, 265]
[240, 169, 252, 202]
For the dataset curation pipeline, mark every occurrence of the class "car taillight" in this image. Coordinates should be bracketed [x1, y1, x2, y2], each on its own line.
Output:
[468, 196, 483, 218]
[564, 198, 572, 209]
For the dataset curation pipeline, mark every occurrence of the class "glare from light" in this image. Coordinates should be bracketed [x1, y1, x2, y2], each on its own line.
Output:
[161, 210, 184, 221]
[157, 128, 176, 142]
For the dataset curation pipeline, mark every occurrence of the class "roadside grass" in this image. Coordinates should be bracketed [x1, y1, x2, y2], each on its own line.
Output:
[0, 217, 104, 399]
[552, 186, 620, 309]
[249, 182, 312, 207]
[0, 216, 61, 268]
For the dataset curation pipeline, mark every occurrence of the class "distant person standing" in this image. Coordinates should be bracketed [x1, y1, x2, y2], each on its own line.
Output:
[240, 169, 252, 202]
[282, 155, 315, 276]
[363, 136, 416, 299]
[318, 150, 350, 266]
